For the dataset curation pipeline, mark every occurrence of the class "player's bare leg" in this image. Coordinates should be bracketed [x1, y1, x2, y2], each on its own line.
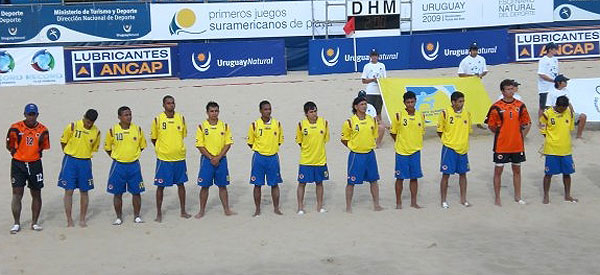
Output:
[543, 175, 552, 204]
[177, 184, 191, 218]
[394, 179, 403, 209]
[195, 186, 209, 219]
[370, 182, 383, 211]
[113, 194, 123, 220]
[512, 164, 523, 203]
[563, 174, 578, 202]
[63, 189, 75, 227]
[155, 186, 164, 222]
[493, 166, 504, 206]
[440, 174, 450, 207]
[459, 173, 470, 206]
[218, 186, 236, 216]
[315, 182, 324, 212]
[79, 191, 89, 227]
[253, 186, 261, 217]
[30, 188, 42, 229]
[11, 187, 24, 229]
[297, 182, 306, 213]
[409, 179, 421, 209]
[345, 185, 354, 213]
[132, 194, 142, 221]
[271, 185, 282, 215]
[576, 114, 587, 139]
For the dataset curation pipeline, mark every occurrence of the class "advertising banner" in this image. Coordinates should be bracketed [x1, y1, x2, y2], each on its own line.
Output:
[379, 77, 491, 126]
[554, 0, 600, 21]
[0, 3, 151, 44]
[514, 29, 600, 61]
[150, 2, 345, 41]
[178, 40, 286, 79]
[412, 0, 553, 31]
[565, 78, 600, 122]
[410, 29, 509, 69]
[308, 36, 410, 75]
[0, 46, 65, 87]
[65, 46, 176, 82]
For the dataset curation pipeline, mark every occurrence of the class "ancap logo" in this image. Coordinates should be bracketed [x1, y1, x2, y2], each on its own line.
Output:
[191, 52, 211, 72]
[421, 42, 439, 61]
[169, 8, 207, 35]
[321, 47, 340, 67]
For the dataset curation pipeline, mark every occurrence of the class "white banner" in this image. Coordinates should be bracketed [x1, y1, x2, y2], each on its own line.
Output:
[150, 2, 345, 40]
[0, 46, 65, 87]
[412, 0, 553, 31]
[567, 78, 600, 122]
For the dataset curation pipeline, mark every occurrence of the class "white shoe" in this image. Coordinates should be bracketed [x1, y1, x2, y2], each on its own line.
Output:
[10, 224, 20, 234]
[32, 224, 43, 231]
[112, 218, 123, 226]
[462, 201, 471, 207]
[318, 208, 328, 213]
[441, 202, 450, 209]
[297, 210, 305, 215]
[134, 217, 144, 223]
[516, 199, 527, 205]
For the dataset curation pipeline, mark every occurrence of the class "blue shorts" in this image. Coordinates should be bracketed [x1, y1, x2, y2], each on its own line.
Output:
[197, 156, 230, 187]
[250, 152, 283, 186]
[107, 160, 145, 195]
[440, 146, 470, 175]
[298, 165, 329, 184]
[347, 150, 380, 185]
[154, 159, 188, 187]
[395, 151, 423, 179]
[545, 155, 575, 175]
[57, 154, 94, 191]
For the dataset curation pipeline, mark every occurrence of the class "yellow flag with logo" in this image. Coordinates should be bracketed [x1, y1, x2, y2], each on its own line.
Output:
[379, 77, 492, 126]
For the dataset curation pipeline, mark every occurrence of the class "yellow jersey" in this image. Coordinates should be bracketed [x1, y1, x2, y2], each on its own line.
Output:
[150, 112, 187, 161]
[295, 117, 329, 166]
[341, 114, 378, 153]
[390, 109, 425, 155]
[247, 118, 283, 156]
[436, 107, 472, 154]
[104, 123, 147, 163]
[60, 120, 101, 159]
[540, 108, 574, 156]
[195, 120, 233, 156]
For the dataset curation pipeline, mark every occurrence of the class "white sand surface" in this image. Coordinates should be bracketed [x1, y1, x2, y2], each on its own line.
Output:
[1, 60, 600, 274]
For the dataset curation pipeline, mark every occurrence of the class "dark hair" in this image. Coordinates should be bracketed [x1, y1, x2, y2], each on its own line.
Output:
[117, 106, 130, 116]
[352, 96, 367, 114]
[84, 109, 98, 122]
[163, 95, 174, 104]
[303, 101, 317, 114]
[556, 95, 569, 107]
[404, 91, 416, 102]
[500, 79, 519, 91]
[259, 100, 271, 110]
[206, 101, 219, 111]
[450, 91, 464, 102]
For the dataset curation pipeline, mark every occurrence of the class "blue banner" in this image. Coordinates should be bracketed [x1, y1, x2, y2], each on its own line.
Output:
[409, 29, 509, 70]
[554, 0, 600, 21]
[0, 3, 151, 44]
[308, 36, 410, 75]
[65, 46, 177, 82]
[178, 40, 286, 79]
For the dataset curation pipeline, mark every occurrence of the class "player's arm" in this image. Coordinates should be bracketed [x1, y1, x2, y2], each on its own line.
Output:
[195, 125, 212, 157]
[182, 115, 188, 138]
[457, 60, 472, 77]
[247, 122, 255, 149]
[104, 128, 114, 158]
[389, 113, 399, 141]
[60, 123, 74, 151]
[539, 111, 548, 136]
[324, 120, 330, 144]
[150, 117, 158, 146]
[485, 107, 500, 133]
[520, 105, 532, 137]
[91, 131, 101, 153]
[436, 111, 446, 138]
[341, 119, 351, 148]
[361, 67, 376, 84]
[278, 121, 284, 146]
[139, 127, 147, 152]
[6, 128, 18, 155]
[212, 125, 233, 165]
[295, 122, 303, 147]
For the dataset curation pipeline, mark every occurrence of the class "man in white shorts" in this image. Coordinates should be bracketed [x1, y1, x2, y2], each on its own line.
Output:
[545, 75, 586, 138]
[458, 42, 488, 79]
[538, 42, 559, 118]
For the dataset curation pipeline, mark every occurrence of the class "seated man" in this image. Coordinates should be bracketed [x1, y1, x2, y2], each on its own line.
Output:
[545, 75, 586, 139]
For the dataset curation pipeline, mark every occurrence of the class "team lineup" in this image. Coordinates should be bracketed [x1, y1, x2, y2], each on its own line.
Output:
[7, 43, 582, 234]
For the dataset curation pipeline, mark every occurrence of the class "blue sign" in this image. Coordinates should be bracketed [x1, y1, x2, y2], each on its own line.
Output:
[554, 0, 600, 21]
[178, 40, 286, 79]
[308, 36, 410, 75]
[410, 29, 509, 70]
[0, 3, 151, 44]
[65, 46, 176, 82]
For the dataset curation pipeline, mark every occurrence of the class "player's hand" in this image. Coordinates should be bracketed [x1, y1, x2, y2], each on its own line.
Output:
[210, 156, 221, 166]
[9, 148, 16, 156]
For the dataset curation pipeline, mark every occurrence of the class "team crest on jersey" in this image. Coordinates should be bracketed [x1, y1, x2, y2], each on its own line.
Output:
[350, 176, 356, 181]
[320, 130, 324, 134]
[88, 179, 94, 186]
[197, 177, 203, 183]
[497, 155, 504, 160]
[221, 132, 224, 135]
[323, 171, 329, 177]
[395, 170, 400, 175]
[251, 176, 256, 182]
[35, 133, 40, 137]
[464, 120, 467, 124]
[90, 139, 94, 143]
[108, 184, 113, 190]
[11, 177, 15, 184]
[133, 137, 137, 141]
[545, 166, 549, 172]
[442, 165, 448, 171]
[177, 126, 181, 130]
[60, 180, 67, 186]
[566, 120, 569, 123]
[274, 132, 277, 136]
[418, 123, 421, 127]
[298, 174, 304, 179]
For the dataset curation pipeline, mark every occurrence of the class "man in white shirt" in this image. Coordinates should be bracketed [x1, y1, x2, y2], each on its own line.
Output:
[537, 42, 559, 118]
[545, 75, 586, 138]
[458, 42, 488, 78]
[361, 50, 387, 146]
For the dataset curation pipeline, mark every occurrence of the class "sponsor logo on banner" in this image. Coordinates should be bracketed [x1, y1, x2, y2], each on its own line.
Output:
[0, 46, 65, 87]
[562, 78, 600, 122]
[514, 29, 600, 61]
[67, 47, 173, 81]
[169, 8, 207, 35]
[554, 0, 600, 21]
[178, 40, 286, 79]
[406, 85, 454, 123]
[348, 0, 399, 16]
[421, 42, 439, 61]
[321, 47, 340, 67]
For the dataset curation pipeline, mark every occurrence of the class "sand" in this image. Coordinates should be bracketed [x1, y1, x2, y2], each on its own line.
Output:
[2, 60, 600, 275]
